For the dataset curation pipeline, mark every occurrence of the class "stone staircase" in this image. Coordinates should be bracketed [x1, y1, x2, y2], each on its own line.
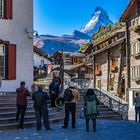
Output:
[77, 90, 122, 120]
[0, 90, 122, 130]
[0, 93, 64, 130]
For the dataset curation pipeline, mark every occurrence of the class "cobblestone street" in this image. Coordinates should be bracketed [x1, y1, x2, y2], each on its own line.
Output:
[0, 119, 140, 140]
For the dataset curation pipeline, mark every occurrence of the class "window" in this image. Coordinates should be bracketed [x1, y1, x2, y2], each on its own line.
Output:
[97, 79, 101, 89]
[110, 58, 118, 71]
[0, 0, 4, 18]
[131, 17, 140, 26]
[95, 63, 101, 75]
[0, 44, 5, 78]
[131, 65, 140, 80]
[80, 67, 85, 71]
[0, 0, 13, 19]
[0, 42, 16, 80]
[131, 41, 140, 55]
[109, 77, 114, 91]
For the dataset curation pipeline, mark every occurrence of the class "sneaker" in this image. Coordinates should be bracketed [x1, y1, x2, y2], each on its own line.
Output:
[62, 126, 68, 129]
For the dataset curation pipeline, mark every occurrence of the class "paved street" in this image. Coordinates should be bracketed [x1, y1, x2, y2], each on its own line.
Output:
[0, 119, 140, 140]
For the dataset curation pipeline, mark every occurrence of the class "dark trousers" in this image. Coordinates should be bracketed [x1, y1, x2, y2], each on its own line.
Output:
[50, 94, 58, 107]
[16, 105, 27, 128]
[135, 107, 140, 122]
[35, 106, 51, 131]
[64, 103, 76, 128]
[86, 118, 96, 132]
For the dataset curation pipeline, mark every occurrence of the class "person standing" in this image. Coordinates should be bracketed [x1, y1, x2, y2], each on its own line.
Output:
[84, 89, 99, 132]
[134, 92, 140, 123]
[16, 81, 30, 129]
[32, 86, 52, 132]
[62, 82, 80, 129]
[49, 79, 60, 107]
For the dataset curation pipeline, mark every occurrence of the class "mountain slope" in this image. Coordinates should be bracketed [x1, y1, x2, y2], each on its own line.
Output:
[80, 7, 113, 36]
[34, 6, 113, 55]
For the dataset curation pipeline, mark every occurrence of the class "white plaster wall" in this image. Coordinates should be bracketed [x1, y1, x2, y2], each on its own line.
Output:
[128, 89, 135, 120]
[34, 53, 51, 67]
[0, 0, 33, 92]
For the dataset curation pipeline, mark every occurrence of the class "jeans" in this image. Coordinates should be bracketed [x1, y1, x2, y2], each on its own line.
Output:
[50, 94, 58, 107]
[86, 118, 96, 132]
[64, 103, 76, 128]
[135, 106, 140, 122]
[16, 105, 27, 128]
[35, 106, 51, 131]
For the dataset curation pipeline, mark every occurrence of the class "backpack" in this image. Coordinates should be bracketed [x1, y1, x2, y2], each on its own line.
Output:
[63, 88, 74, 102]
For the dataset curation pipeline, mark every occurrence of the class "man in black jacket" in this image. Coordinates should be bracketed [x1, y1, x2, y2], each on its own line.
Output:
[32, 86, 52, 132]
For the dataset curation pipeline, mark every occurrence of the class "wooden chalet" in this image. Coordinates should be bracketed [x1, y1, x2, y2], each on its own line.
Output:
[120, 0, 140, 120]
[86, 22, 126, 99]
[51, 51, 84, 65]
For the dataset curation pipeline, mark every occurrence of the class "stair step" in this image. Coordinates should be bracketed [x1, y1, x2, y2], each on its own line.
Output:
[0, 109, 64, 118]
[0, 116, 64, 130]
[0, 111, 64, 124]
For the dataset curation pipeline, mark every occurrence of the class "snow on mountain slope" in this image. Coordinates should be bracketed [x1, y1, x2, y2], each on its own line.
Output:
[80, 7, 113, 36]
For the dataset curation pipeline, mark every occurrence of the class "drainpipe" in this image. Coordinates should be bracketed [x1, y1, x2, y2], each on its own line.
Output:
[125, 20, 131, 101]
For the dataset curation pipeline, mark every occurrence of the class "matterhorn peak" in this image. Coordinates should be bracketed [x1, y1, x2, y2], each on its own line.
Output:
[80, 6, 113, 36]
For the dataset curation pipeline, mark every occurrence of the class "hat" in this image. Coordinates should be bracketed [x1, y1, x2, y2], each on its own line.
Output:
[69, 82, 76, 88]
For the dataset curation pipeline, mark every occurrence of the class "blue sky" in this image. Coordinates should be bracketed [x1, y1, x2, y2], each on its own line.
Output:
[34, 0, 129, 36]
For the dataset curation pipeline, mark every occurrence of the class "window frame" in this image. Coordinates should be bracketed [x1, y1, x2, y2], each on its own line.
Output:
[0, 43, 6, 79]
[0, 0, 4, 18]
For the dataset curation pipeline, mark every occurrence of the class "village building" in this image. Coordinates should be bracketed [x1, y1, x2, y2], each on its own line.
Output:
[52, 63, 93, 89]
[85, 22, 126, 99]
[51, 51, 84, 65]
[120, 0, 140, 120]
[33, 46, 52, 89]
[0, 0, 33, 91]
[82, 43, 94, 56]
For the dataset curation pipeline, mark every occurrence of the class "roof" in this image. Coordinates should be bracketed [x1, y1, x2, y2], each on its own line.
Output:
[120, 0, 138, 21]
[51, 51, 85, 58]
[83, 43, 94, 54]
[88, 38, 125, 57]
[52, 63, 93, 71]
[34, 46, 48, 59]
[93, 23, 125, 46]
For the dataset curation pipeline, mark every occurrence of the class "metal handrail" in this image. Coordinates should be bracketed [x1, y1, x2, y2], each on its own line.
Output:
[93, 88, 128, 120]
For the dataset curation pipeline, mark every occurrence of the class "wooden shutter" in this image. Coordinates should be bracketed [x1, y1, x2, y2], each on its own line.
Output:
[7, 44, 16, 80]
[111, 58, 118, 71]
[95, 63, 101, 75]
[4, 0, 13, 19]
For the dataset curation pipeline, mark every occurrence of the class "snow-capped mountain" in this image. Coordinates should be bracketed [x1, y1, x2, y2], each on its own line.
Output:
[33, 31, 90, 55]
[34, 6, 113, 55]
[80, 7, 113, 36]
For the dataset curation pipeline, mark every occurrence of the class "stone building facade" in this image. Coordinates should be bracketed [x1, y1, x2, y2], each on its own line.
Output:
[120, 0, 140, 120]
[85, 23, 126, 100]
